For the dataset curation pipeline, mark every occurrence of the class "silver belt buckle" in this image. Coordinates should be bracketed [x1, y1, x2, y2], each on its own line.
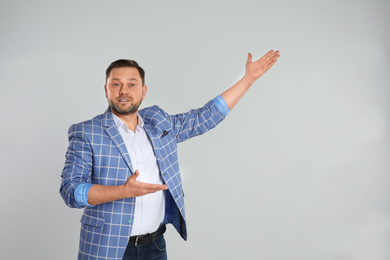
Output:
[135, 236, 139, 247]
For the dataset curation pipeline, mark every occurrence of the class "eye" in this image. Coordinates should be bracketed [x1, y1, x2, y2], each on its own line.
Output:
[113, 83, 120, 87]
[130, 83, 135, 87]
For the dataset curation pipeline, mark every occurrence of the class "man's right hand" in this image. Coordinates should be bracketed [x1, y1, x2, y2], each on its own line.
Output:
[87, 170, 168, 206]
[121, 170, 168, 198]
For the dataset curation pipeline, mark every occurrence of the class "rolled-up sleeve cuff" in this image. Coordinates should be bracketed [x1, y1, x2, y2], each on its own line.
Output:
[74, 183, 95, 207]
[213, 95, 230, 116]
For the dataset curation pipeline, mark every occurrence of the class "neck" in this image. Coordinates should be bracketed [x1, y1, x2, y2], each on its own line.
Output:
[112, 110, 139, 132]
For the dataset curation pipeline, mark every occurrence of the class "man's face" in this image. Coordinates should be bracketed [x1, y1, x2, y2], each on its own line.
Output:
[105, 67, 147, 116]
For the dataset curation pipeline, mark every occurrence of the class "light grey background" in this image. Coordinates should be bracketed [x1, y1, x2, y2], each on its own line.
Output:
[0, 0, 389, 259]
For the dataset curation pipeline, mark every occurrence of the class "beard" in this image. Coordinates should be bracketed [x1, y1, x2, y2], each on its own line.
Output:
[108, 97, 142, 115]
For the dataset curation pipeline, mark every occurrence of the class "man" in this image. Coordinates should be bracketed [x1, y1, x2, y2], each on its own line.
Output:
[60, 50, 280, 260]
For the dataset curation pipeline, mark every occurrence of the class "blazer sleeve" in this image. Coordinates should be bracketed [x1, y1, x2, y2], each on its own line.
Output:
[60, 123, 93, 208]
[170, 95, 230, 143]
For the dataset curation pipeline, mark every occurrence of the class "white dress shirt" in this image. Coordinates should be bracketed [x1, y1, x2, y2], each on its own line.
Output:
[112, 113, 165, 236]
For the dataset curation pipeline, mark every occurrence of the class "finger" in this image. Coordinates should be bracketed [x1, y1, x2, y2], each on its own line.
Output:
[129, 170, 139, 180]
[266, 58, 279, 70]
[140, 183, 168, 193]
[265, 51, 279, 63]
[263, 50, 274, 60]
[247, 53, 252, 64]
[270, 50, 280, 60]
[254, 50, 274, 64]
[265, 50, 280, 63]
[158, 184, 168, 191]
[149, 183, 168, 191]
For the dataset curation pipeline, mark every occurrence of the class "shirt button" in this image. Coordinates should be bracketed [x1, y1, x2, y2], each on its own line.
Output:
[128, 219, 133, 224]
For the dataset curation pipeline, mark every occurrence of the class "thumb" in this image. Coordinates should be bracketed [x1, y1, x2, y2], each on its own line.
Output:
[247, 53, 252, 64]
[130, 170, 139, 179]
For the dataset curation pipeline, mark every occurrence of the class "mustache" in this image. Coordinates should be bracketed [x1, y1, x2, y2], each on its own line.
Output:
[116, 96, 133, 101]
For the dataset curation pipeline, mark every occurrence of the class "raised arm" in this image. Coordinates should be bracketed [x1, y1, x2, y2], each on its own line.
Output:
[221, 50, 280, 110]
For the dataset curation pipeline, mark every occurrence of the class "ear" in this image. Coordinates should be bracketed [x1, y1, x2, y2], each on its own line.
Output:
[142, 85, 148, 100]
[104, 84, 108, 98]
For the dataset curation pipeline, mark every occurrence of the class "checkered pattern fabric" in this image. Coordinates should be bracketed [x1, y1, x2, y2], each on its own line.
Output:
[60, 97, 227, 260]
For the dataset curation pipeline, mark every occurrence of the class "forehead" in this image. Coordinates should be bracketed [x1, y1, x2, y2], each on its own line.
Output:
[108, 67, 141, 81]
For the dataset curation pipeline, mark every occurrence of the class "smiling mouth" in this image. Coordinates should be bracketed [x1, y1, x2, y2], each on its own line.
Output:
[117, 96, 132, 102]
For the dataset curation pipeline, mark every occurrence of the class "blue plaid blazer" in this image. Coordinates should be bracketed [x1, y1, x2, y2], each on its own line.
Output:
[60, 96, 228, 260]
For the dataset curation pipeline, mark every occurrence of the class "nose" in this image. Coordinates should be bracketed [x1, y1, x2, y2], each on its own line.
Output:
[119, 85, 129, 95]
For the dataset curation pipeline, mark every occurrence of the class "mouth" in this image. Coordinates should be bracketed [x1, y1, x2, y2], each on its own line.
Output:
[117, 97, 132, 102]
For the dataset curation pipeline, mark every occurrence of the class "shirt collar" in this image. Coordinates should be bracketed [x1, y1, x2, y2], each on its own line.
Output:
[112, 112, 144, 132]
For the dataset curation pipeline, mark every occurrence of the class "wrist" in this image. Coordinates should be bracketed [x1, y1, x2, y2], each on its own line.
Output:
[118, 184, 128, 198]
[242, 74, 255, 88]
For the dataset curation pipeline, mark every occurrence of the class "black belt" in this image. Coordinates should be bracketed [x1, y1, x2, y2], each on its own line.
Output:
[128, 224, 166, 247]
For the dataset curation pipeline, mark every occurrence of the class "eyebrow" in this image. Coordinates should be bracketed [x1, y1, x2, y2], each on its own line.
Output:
[112, 78, 138, 81]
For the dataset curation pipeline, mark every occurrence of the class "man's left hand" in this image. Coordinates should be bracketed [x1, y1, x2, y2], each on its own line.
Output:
[244, 50, 280, 85]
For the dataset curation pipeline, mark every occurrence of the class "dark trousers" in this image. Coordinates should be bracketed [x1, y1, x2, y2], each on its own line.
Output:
[122, 235, 167, 260]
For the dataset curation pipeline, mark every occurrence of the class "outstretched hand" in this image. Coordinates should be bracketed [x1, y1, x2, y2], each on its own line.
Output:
[220, 49, 280, 110]
[122, 170, 168, 198]
[244, 50, 280, 85]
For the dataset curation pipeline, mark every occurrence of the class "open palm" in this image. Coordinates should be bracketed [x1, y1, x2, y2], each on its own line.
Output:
[245, 50, 280, 84]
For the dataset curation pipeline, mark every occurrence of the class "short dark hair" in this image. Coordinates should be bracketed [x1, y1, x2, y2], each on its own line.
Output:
[105, 59, 145, 85]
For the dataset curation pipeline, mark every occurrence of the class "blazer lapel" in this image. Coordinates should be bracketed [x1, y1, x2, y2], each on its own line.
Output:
[142, 123, 162, 161]
[102, 108, 134, 173]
